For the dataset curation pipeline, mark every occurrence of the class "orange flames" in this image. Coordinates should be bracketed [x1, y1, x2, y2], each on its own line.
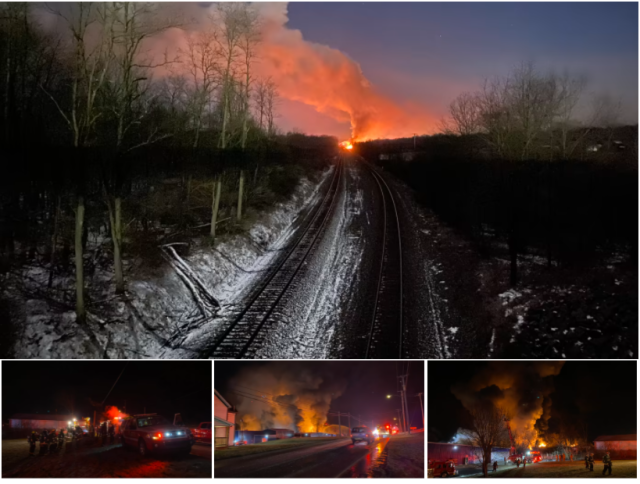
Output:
[104, 406, 128, 422]
[339, 141, 353, 150]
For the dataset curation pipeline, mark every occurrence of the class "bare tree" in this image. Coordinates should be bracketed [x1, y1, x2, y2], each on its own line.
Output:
[468, 403, 508, 477]
[45, 2, 115, 323]
[101, 1, 178, 294]
[448, 91, 482, 136]
[215, 3, 246, 150]
[181, 28, 220, 148]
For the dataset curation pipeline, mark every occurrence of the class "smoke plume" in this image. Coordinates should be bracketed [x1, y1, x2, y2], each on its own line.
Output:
[37, 2, 435, 141]
[253, 3, 436, 140]
[451, 362, 564, 447]
[229, 362, 347, 433]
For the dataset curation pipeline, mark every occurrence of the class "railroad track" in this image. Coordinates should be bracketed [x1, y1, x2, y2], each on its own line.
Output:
[365, 165, 404, 359]
[206, 161, 343, 359]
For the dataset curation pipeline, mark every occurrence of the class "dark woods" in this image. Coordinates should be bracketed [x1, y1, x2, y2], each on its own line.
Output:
[0, 2, 336, 338]
[360, 132, 638, 287]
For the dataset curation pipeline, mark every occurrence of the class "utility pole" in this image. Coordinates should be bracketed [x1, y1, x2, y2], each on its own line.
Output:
[398, 369, 411, 434]
[417, 393, 424, 427]
[396, 409, 402, 432]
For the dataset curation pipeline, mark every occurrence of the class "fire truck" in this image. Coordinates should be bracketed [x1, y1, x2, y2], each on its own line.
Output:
[504, 418, 531, 464]
[428, 459, 458, 478]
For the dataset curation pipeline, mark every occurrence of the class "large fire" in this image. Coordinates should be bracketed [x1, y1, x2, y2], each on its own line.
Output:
[232, 363, 347, 434]
[104, 406, 128, 422]
[452, 362, 564, 447]
[339, 141, 353, 150]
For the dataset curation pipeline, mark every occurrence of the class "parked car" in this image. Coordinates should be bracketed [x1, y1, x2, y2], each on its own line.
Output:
[428, 459, 458, 478]
[120, 414, 194, 456]
[234, 440, 247, 446]
[350, 426, 375, 445]
[191, 422, 212, 443]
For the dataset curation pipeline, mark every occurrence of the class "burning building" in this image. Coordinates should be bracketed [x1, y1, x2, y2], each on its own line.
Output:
[230, 363, 347, 434]
[451, 362, 564, 449]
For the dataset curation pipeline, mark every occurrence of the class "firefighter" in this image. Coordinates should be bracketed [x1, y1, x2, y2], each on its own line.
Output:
[58, 428, 65, 449]
[492, 461, 498, 472]
[602, 452, 612, 476]
[515, 458, 520, 468]
[108, 423, 116, 444]
[39, 430, 49, 455]
[27, 431, 38, 456]
[523, 456, 526, 468]
[589, 453, 595, 472]
[99, 422, 107, 446]
[48, 429, 57, 453]
[585, 454, 589, 469]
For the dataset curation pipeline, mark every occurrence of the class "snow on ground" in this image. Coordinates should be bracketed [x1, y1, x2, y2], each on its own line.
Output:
[6, 168, 331, 359]
[254, 162, 365, 359]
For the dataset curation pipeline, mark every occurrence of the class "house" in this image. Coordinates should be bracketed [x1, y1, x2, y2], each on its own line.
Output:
[9, 414, 76, 430]
[428, 442, 511, 464]
[214, 389, 237, 449]
[594, 434, 637, 459]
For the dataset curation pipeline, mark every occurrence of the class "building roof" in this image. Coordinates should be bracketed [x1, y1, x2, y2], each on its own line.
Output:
[10, 414, 75, 421]
[215, 389, 232, 408]
[214, 416, 234, 427]
[594, 434, 637, 442]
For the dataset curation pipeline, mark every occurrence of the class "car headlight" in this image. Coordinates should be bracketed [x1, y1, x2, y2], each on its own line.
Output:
[165, 432, 173, 437]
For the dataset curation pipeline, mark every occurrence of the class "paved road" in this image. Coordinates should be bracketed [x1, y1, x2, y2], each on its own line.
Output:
[2, 438, 211, 478]
[215, 437, 389, 478]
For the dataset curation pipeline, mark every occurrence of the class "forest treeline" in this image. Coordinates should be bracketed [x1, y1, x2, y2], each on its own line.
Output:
[0, 2, 336, 326]
[360, 63, 638, 286]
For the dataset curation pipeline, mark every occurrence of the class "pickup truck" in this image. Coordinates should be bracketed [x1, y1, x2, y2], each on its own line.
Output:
[191, 422, 212, 443]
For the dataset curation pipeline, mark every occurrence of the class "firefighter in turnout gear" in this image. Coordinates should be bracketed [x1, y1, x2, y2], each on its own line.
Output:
[108, 423, 116, 444]
[585, 455, 589, 469]
[39, 430, 49, 455]
[589, 453, 595, 472]
[27, 431, 38, 456]
[48, 429, 57, 453]
[603, 452, 612, 476]
[99, 422, 107, 446]
[58, 428, 65, 449]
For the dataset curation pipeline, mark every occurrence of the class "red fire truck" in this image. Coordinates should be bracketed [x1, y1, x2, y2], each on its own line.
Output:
[428, 459, 458, 478]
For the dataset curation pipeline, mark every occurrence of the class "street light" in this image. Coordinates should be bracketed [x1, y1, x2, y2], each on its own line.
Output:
[386, 395, 391, 399]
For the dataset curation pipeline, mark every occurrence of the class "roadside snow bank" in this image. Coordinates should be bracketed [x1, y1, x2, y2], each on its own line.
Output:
[7, 168, 331, 359]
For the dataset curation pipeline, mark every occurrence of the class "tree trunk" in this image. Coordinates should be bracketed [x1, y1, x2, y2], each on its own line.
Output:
[75, 196, 86, 324]
[210, 177, 222, 239]
[237, 170, 245, 222]
[48, 195, 61, 289]
[113, 197, 124, 294]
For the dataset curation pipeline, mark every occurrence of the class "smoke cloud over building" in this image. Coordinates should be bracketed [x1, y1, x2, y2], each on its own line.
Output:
[229, 362, 347, 433]
[451, 362, 565, 447]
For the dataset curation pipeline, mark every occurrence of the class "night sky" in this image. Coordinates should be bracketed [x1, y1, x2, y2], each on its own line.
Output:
[280, 2, 638, 136]
[428, 361, 637, 443]
[215, 361, 425, 430]
[2, 361, 211, 426]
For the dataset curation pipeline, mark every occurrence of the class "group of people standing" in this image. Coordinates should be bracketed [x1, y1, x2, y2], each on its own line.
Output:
[585, 452, 613, 475]
[27, 426, 87, 456]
